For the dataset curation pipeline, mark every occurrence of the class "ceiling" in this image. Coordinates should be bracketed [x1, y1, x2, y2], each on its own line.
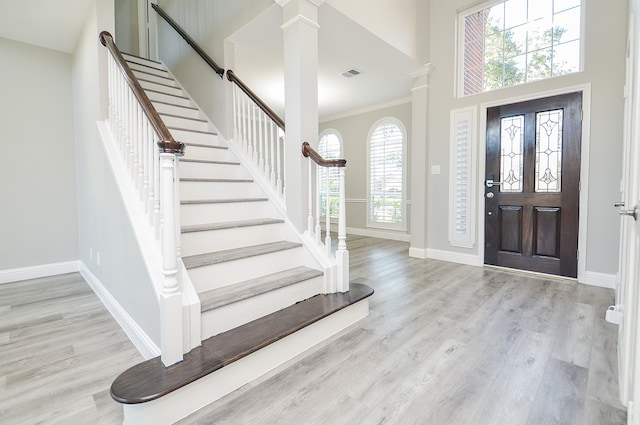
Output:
[0, 0, 95, 53]
[229, 3, 420, 120]
[0, 0, 420, 120]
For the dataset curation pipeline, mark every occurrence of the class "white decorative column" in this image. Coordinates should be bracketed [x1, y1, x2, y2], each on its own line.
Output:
[276, 0, 324, 232]
[159, 151, 183, 366]
[409, 64, 434, 259]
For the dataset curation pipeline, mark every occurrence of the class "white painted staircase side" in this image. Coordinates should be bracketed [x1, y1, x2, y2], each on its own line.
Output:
[124, 53, 326, 342]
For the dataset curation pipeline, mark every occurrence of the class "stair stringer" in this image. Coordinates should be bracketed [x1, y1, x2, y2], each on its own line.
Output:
[97, 120, 200, 356]
[223, 131, 338, 293]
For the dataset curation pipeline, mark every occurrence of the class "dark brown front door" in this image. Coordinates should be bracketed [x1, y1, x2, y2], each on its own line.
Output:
[484, 92, 582, 278]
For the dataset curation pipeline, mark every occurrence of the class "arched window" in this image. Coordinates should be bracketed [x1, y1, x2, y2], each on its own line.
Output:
[367, 118, 406, 230]
[318, 130, 342, 218]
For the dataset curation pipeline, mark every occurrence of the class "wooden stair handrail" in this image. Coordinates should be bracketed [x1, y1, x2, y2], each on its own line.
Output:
[227, 69, 286, 131]
[302, 142, 346, 168]
[151, 3, 225, 78]
[99, 31, 184, 155]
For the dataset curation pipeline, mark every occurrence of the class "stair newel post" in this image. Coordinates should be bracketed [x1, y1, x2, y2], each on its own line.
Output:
[315, 165, 322, 245]
[258, 110, 265, 173]
[174, 158, 182, 258]
[158, 141, 185, 366]
[270, 121, 277, 187]
[251, 104, 258, 166]
[153, 136, 162, 239]
[307, 157, 314, 236]
[325, 168, 332, 257]
[136, 104, 146, 199]
[336, 166, 349, 292]
[276, 135, 283, 197]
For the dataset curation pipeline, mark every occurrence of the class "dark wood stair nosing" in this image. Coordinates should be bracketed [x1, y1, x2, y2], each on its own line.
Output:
[181, 218, 281, 234]
[110, 283, 374, 404]
[151, 100, 199, 111]
[169, 126, 217, 136]
[180, 198, 268, 206]
[131, 68, 175, 82]
[182, 241, 300, 269]
[123, 52, 162, 65]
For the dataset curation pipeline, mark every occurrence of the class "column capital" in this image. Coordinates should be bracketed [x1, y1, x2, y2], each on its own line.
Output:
[409, 63, 435, 91]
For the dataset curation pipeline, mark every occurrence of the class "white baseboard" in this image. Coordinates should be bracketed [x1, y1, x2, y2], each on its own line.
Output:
[409, 247, 428, 259]
[346, 227, 410, 242]
[0, 261, 80, 284]
[79, 262, 160, 359]
[425, 248, 484, 267]
[581, 270, 617, 289]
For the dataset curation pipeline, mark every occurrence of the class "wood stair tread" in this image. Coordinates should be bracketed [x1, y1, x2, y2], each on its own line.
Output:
[110, 283, 374, 404]
[181, 142, 227, 149]
[168, 126, 217, 135]
[151, 100, 199, 111]
[159, 113, 208, 123]
[180, 177, 252, 183]
[181, 218, 283, 233]
[180, 158, 239, 165]
[146, 88, 189, 99]
[199, 266, 324, 312]
[183, 241, 301, 269]
[181, 198, 268, 205]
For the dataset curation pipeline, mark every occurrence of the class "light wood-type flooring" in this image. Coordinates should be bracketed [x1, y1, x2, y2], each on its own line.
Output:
[0, 236, 627, 424]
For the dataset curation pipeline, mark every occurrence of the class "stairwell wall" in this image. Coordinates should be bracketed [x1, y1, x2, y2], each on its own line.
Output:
[155, 0, 273, 140]
[72, 0, 161, 352]
[0, 37, 79, 273]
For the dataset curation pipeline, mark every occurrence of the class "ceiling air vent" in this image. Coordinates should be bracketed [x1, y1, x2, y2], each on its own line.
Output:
[339, 68, 362, 78]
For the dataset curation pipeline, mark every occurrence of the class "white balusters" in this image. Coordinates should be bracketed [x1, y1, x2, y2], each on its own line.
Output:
[303, 148, 349, 293]
[102, 38, 184, 365]
[230, 84, 286, 201]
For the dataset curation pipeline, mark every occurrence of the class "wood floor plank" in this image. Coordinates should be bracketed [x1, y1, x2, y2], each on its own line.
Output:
[0, 237, 626, 424]
[526, 358, 589, 425]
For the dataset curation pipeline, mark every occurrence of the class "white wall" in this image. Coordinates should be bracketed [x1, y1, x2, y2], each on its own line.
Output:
[114, 0, 139, 56]
[72, 0, 161, 346]
[425, 0, 627, 277]
[0, 37, 79, 270]
[156, 0, 273, 139]
[320, 101, 412, 239]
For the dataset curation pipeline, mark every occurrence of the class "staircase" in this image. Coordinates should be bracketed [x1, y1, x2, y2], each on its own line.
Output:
[100, 51, 372, 424]
[124, 53, 326, 340]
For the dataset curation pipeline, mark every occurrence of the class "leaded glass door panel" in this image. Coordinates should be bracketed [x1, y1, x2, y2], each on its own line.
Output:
[485, 92, 582, 277]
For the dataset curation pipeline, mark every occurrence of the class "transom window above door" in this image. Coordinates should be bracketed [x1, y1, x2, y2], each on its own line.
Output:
[459, 0, 582, 96]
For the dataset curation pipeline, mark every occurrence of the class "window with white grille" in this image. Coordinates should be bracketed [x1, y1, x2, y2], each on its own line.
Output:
[367, 118, 406, 230]
[449, 107, 477, 248]
[318, 130, 342, 218]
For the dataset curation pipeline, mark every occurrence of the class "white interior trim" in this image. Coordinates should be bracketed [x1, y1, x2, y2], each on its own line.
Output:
[79, 262, 160, 360]
[581, 270, 617, 289]
[347, 227, 410, 242]
[476, 83, 592, 281]
[426, 248, 484, 266]
[320, 97, 411, 123]
[0, 261, 80, 284]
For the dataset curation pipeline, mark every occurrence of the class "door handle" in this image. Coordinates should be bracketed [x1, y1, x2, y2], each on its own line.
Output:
[615, 202, 637, 220]
[619, 206, 638, 221]
[485, 179, 503, 188]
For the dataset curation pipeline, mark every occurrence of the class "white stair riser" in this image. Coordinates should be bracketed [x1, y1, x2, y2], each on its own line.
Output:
[181, 222, 288, 256]
[188, 247, 310, 292]
[132, 71, 177, 87]
[161, 115, 211, 133]
[146, 90, 192, 107]
[180, 201, 278, 226]
[170, 129, 218, 145]
[200, 276, 324, 339]
[126, 62, 169, 77]
[152, 102, 202, 119]
[140, 80, 184, 97]
[179, 162, 249, 180]
[183, 146, 233, 162]
[180, 181, 264, 201]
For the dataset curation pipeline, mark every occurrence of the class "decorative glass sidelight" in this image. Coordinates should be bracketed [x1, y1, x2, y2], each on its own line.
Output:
[500, 115, 525, 192]
[535, 109, 563, 192]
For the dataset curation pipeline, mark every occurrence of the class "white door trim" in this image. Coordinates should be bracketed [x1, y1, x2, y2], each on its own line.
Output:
[476, 83, 592, 283]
